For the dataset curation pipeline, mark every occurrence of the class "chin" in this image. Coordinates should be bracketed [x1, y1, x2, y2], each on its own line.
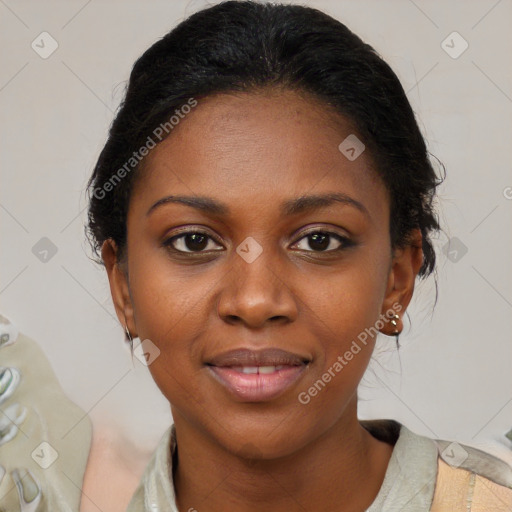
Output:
[210, 413, 315, 461]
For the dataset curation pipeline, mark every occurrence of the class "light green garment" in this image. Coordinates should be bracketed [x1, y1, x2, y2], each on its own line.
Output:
[0, 319, 92, 511]
[127, 421, 438, 511]
[127, 420, 512, 511]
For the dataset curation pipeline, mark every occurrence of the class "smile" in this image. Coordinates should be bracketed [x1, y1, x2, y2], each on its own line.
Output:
[205, 348, 310, 402]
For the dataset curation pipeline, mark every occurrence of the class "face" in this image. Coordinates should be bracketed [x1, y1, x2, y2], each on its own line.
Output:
[103, 89, 421, 459]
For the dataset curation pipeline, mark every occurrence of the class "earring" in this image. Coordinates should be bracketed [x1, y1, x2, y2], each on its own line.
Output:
[390, 314, 401, 349]
[124, 324, 134, 354]
[390, 314, 400, 334]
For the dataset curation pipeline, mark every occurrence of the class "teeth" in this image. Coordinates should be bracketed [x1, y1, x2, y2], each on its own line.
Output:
[233, 366, 284, 374]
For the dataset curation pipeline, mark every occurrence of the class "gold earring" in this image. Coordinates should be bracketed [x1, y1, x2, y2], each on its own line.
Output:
[390, 314, 401, 349]
[390, 314, 400, 334]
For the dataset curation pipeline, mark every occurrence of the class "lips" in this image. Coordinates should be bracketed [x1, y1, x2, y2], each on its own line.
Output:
[205, 348, 310, 402]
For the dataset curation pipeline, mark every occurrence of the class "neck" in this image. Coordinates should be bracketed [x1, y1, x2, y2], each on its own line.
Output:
[172, 401, 394, 512]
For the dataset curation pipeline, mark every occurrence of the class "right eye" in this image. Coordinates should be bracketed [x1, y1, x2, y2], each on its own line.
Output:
[163, 230, 224, 254]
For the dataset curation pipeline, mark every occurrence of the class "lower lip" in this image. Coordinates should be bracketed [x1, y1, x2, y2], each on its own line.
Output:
[207, 365, 307, 402]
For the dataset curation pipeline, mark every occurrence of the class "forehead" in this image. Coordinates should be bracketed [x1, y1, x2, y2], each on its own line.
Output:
[130, 89, 389, 225]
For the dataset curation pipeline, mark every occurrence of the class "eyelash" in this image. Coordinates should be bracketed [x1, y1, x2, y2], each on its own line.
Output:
[162, 228, 354, 255]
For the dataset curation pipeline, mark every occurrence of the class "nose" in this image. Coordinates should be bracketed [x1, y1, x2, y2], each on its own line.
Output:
[217, 244, 298, 329]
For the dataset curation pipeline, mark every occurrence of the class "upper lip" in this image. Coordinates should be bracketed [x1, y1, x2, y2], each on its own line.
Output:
[206, 348, 310, 367]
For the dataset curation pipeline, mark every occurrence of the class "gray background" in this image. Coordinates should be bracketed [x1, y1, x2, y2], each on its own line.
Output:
[1, 0, 511, 464]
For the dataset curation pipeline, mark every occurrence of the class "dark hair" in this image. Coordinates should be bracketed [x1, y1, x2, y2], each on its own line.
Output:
[86, 0, 442, 278]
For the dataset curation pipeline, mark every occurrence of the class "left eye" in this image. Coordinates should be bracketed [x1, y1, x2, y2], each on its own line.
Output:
[164, 231, 223, 253]
[292, 231, 350, 252]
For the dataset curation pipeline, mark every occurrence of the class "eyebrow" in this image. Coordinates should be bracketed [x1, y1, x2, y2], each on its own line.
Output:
[146, 192, 369, 218]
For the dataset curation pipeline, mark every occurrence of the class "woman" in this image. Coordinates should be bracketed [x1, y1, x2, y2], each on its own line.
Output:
[1, 1, 511, 510]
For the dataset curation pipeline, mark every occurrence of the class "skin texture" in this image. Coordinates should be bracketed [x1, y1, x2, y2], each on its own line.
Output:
[102, 88, 423, 512]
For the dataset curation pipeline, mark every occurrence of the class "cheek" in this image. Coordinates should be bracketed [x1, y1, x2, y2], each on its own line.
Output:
[306, 255, 389, 391]
[127, 241, 202, 338]
[126, 250, 212, 397]
[317, 259, 389, 342]
[294, 282, 385, 430]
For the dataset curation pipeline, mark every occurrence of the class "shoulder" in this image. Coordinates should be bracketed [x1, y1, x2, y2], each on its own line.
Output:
[363, 419, 512, 511]
[431, 439, 512, 511]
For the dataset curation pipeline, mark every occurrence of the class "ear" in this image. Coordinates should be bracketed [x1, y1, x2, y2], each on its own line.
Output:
[101, 239, 137, 338]
[380, 229, 424, 334]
